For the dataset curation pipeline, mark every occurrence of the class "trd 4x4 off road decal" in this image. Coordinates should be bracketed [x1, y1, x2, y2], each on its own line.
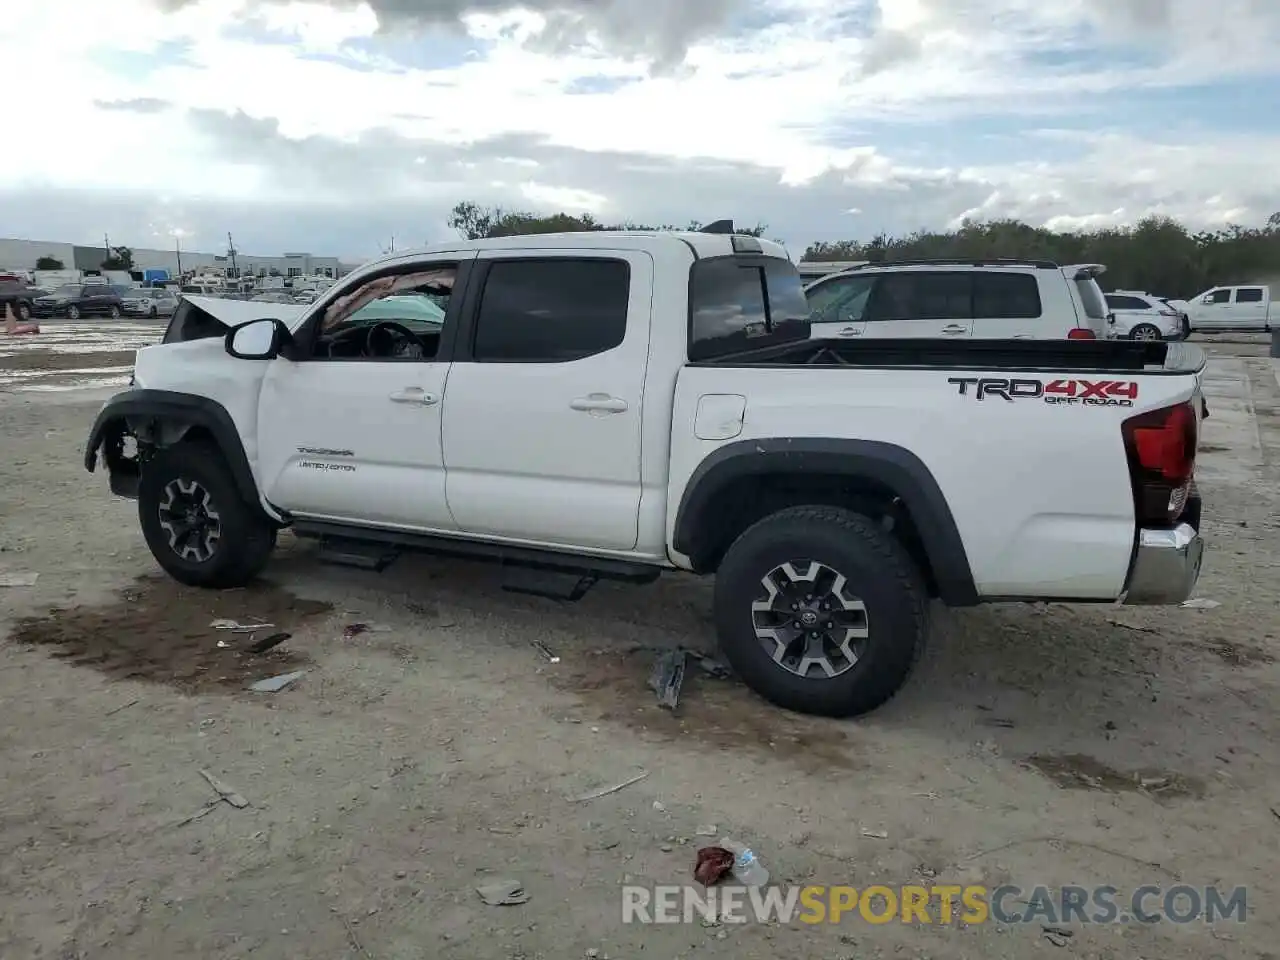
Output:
[948, 377, 1138, 407]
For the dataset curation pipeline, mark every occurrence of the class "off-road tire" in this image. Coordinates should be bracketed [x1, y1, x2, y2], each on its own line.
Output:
[713, 505, 929, 717]
[138, 440, 277, 588]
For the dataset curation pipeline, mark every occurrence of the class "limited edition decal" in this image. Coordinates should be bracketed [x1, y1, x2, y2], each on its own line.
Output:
[948, 377, 1138, 407]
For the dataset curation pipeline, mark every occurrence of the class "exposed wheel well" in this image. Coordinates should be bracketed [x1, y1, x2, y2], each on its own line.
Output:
[683, 471, 940, 598]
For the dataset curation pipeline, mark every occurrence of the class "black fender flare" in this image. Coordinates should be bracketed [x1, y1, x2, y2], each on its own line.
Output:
[84, 389, 272, 520]
[672, 438, 979, 606]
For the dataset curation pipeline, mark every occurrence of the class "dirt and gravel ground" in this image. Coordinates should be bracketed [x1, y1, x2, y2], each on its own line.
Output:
[2, 324, 1279, 959]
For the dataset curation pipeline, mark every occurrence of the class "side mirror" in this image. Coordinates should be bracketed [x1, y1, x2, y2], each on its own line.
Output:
[1201, 295, 1215, 305]
[225, 318, 287, 360]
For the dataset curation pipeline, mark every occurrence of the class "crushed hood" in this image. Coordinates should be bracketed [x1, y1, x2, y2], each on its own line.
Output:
[164, 295, 309, 344]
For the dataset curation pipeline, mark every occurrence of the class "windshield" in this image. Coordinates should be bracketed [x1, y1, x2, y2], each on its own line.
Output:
[330, 292, 447, 334]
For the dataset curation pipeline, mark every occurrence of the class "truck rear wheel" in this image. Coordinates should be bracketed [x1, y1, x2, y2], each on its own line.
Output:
[713, 505, 928, 717]
[138, 440, 277, 588]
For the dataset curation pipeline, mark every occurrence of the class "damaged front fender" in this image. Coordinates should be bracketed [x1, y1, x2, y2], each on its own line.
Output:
[84, 389, 275, 522]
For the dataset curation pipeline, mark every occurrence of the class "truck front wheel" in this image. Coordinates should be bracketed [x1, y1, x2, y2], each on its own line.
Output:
[713, 505, 929, 717]
[137, 440, 277, 588]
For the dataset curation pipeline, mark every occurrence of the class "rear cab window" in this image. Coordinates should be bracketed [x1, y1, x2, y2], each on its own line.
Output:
[689, 254, 810, 360]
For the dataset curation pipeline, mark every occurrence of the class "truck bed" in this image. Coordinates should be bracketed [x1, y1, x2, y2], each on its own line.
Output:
[695, 337, 1207, 375]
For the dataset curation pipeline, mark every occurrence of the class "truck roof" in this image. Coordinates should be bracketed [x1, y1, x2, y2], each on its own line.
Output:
[356, 231, 790, 272]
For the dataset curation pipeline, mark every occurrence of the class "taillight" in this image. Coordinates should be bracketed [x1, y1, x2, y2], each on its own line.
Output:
[1159, 308, 1179, 317]
[1067, 328, 1095, 339]
[1122, 401, 1198, 525]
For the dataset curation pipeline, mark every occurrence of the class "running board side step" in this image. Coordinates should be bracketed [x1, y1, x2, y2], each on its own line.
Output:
[295, 520, 661, 601]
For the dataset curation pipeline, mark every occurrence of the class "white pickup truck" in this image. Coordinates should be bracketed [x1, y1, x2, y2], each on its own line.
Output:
[85, 229, 1208, 717]
[1185, 284, 1274, 333]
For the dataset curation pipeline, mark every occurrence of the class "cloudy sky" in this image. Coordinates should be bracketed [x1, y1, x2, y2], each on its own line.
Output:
[1, 0, 1278, 260]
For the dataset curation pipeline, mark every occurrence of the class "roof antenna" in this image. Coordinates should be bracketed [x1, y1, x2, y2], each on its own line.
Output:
[701, 219, 734, 234]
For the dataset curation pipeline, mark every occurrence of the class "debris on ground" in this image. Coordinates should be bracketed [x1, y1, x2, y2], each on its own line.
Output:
[211, 618, 273, 632]
[569, 771, 649, 803]
[1106, 619, 1157, 634]
[248, 632, 291, 654]
[860, 829, 889, 839]
[248, 670, 306, 693]
[981, 718, 1016, 729]
[531, 639, 560, 664]
[1043, 925, 1074, 946]
[719, 837, 769, 885]
[692, 654, 732, 679]
[341, 914, 374, 959]
[695, 824, 718, 836]
[648, 649, 687, 710]
[105, 697, 139, 716]
[694, 846, 735, 886]
[475, 879, 530, 906]
[1181, 598, 1221, 609]
[342, 622, 392, 640]
[199, 769, 249, 808]
[174, 802, 220, 827]
[0, 571, 39, 587]
[10, 576, 325, 693]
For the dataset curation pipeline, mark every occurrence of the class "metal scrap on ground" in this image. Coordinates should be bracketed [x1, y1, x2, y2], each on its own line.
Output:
[475, 879, 530, 906]
[569, 772, 649, 803]
[199, 769, 249, 808]
[648, 649, 687, 710]
[248, 670, 306, 693]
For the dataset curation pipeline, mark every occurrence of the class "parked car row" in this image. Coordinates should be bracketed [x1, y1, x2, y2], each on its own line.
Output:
[24, 283, 180, 320]
[802, 261, 1272, 343]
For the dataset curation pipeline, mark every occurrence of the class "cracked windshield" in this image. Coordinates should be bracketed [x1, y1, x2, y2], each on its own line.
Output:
[2, 1, 1278, 958]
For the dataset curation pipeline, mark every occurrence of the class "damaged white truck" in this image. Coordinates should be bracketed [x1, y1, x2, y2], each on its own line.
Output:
[85, 231, 1207, 717]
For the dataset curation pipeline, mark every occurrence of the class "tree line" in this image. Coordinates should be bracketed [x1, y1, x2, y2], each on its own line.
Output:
[449, 202, 1280, 298]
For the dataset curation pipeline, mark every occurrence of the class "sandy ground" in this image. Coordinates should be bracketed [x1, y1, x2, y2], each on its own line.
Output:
[2, 325, 1279, 959]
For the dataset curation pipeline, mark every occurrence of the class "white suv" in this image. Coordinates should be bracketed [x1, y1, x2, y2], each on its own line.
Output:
[804, 259, 1108, 341]
[1103, 291, 1186, 341]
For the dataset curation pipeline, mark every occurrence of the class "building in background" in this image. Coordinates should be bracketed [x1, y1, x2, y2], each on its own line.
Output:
[0, 237, 353, 279]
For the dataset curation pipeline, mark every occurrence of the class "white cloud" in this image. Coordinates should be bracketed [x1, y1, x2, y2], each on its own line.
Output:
[0, 0, 1278, 258]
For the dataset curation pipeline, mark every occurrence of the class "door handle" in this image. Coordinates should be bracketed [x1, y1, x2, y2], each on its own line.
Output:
[570, 394, 628, 413]
[838, 326, 860, 337]
[388, 388, 438, 406]
[941, 325, 968, 335]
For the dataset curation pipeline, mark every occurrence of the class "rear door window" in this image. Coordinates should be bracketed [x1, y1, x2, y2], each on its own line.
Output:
[689, 256, 810, 360]
[472, 258, 630, 362]
[1235, 288, 1264, 303]
[867, 271, 971, 322]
